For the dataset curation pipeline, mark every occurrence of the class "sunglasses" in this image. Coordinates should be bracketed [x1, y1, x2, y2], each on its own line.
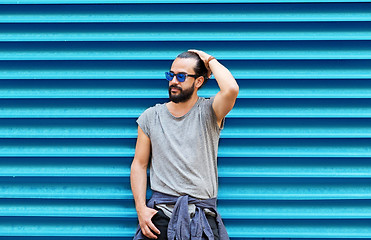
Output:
[165, 71, 198, 82]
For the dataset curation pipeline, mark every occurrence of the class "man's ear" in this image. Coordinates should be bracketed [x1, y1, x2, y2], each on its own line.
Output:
[195, 76, 204, 89]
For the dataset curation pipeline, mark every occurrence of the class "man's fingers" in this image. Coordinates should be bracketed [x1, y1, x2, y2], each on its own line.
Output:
[188, 49, 198, 53]
[142, 225, 158, 239]
[138, 207, 161, 238]
[140, 210, 160, 239]
[148, 219, 161, 235]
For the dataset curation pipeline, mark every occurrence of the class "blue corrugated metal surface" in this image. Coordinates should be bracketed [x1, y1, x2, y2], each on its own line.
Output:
[1, 1, 371, 239]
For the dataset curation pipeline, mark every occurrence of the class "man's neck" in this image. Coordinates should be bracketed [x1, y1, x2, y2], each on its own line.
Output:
[166, 94, 199, 117]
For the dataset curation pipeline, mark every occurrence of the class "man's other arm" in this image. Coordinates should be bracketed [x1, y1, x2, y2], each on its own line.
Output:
[130, 126, 160, 239]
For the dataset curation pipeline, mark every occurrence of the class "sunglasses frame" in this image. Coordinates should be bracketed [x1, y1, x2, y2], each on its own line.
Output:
[165, 71, 198, 82]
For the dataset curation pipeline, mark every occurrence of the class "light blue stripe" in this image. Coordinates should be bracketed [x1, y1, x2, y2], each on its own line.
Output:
[2, 99, 371, 118]
[0, 60, 371, 79]
[0, 41, 370, 61]
[0, 22, 370, 42]
[1, 159, 371, 178]
[1, 0, 371, 3]
[1, 79, 371, 99]
[0, 3, 370, 23]
[1, 138, 371, 157]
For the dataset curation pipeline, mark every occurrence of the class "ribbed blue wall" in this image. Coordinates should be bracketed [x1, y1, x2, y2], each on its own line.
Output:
[1, 1, 371, 239]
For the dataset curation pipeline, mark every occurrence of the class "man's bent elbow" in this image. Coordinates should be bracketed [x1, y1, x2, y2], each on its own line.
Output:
[231, 84, 239, 96]
[226, 83, 239, 100]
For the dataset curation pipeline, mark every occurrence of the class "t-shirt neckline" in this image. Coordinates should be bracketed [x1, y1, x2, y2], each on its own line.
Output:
[165, 97, 201, 120]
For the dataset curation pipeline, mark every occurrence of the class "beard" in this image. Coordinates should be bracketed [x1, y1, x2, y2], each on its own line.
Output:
[168, 82, 195, 103]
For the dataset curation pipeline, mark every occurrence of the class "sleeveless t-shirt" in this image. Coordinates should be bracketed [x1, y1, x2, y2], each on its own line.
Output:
[136, 96, 224, 201]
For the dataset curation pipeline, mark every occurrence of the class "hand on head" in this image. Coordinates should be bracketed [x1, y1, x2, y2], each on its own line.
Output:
[188, 49, 213, 79]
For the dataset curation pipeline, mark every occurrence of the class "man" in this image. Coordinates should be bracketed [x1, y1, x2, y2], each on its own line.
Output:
[131, 49, 239, 240]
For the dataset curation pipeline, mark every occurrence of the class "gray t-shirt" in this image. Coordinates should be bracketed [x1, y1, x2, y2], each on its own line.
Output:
[136, 97, 224, 200]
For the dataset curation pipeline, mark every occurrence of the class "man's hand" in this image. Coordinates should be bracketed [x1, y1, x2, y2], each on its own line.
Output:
[188, 49, 211, 61]
[137, 206, 161, 239]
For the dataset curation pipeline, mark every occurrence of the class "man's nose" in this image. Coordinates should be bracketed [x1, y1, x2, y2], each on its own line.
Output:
[170, 75, 179, 84]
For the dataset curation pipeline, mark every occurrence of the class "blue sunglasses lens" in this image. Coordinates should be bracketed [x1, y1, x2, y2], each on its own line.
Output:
[165, 72, 173, 81]
[177, 73, 186, 82]
[165, 72, 187, 82]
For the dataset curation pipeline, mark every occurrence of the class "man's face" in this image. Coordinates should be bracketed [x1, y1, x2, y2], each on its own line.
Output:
[168, 58, 198, 103]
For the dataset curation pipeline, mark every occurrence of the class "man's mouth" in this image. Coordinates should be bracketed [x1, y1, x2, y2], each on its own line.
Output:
[170, 86, 182, 93]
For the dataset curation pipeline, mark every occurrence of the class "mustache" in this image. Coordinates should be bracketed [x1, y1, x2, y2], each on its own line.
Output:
[169, 85, 182, 91]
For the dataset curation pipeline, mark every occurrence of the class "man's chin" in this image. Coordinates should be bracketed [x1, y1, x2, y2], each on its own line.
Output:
[169, 95, 182, 103]
[169, 95, 180, 102]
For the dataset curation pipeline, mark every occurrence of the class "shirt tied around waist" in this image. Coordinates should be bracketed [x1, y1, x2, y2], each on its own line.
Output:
[133, 191, 229, 240]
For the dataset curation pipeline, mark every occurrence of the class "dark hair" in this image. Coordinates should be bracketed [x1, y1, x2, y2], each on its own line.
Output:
[176, 51, 209, 89]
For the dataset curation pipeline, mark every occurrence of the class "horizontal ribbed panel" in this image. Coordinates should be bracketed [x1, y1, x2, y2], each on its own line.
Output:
[0, 60, 370, 79]
[0, 218, 370, 238]
[1, 118, 371, 138]
[0, 41, 370, 60]
[0, 157, 370, 178]
[0, 22, 370, 41]
[2, 0, 371, 3]
[1, 138, 371, 157]
[3, 198, 371, 219]
[1, 177, 371, 200]
[226, 220, 371, 238]
[1, 79, 371, 98]
[2, 99, 371, 118]
[1, 84, 371, 98]
[0, 4, 370, 22]
[2, 2, 370, 240]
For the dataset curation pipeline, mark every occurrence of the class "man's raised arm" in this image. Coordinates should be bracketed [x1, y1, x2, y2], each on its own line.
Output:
[189, 49, 239, 126]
